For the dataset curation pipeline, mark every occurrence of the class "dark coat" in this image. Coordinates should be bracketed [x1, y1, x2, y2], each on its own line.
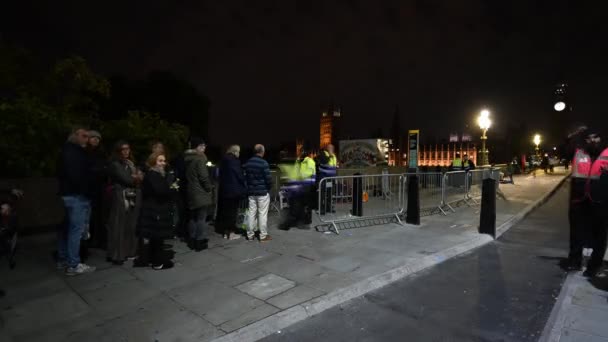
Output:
[243, 156, 272, 196]
[58, 142, 90, 197]
[184, 150, 213, 209]
[219, 154, 246, 199]
[137, 169, 174, 239]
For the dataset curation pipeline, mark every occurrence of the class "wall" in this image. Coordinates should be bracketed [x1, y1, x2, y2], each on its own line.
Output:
[0, 178, 65, 234]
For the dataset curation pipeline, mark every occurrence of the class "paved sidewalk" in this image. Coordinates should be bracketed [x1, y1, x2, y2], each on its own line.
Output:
[541, 265, 608, 341]
[0, 169, 567, 342]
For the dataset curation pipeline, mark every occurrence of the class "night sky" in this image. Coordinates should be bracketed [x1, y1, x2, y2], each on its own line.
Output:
[2, 1, 607, 148]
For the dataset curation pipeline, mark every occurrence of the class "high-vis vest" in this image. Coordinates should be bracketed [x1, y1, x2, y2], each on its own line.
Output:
[571, 148, 608, 202]
[452, 158, 462, 168]
[318, 151, 338, 179]
[298, 157, 316, 183]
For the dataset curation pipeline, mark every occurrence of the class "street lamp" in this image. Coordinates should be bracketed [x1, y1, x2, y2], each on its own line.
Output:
[477, 109, 492, 166]
[533, 134, 541, 157]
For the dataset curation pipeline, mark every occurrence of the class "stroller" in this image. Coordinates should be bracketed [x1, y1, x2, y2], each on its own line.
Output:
[1, 189, 21, 269]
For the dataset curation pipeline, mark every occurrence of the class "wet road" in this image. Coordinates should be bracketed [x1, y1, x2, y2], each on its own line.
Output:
[262, 182, 570, 342]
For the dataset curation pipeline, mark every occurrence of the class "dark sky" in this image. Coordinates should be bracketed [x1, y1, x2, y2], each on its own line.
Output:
[2, 1, 607, 148]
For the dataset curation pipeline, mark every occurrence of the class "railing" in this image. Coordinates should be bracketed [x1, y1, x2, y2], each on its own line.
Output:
[441, 171, 468, 212]
[316, 168, 502, 234]
[317, 173, 405, 234]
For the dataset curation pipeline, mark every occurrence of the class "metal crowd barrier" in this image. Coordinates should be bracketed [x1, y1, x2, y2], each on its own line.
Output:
[465, 168, 502, 205]
[441, 171, 468, 213]
[317, 173, 405, 234]
[402, 173, 444, 215]
[316, 169, 503, 233]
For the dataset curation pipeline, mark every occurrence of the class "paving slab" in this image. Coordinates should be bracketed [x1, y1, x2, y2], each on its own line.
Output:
[1, 291, 90, 335]
[236, 274, 296, 300]
[99, 295, 223, 342]
[168, 280, 265, 326]
[66, 266, 136, 293]
[266, 285, 326, 310]
[220, 304, 280, 333]
[79, 279, 160, 320]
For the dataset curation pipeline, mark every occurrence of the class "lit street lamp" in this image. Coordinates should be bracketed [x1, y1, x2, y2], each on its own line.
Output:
[477, 109, 492, 166]
[533, 134, 541, 157]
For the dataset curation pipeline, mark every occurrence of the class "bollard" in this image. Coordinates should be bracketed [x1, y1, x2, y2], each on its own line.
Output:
[352, 173, 363, 217]
[406, 174, 420, 225]
[479, 177, 497, 238]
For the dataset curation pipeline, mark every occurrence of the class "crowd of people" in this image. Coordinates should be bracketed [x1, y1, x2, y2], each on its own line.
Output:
[55, 127, 278, 275]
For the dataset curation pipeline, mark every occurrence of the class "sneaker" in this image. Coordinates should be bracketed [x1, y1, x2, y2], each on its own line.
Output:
[260, 235, 272, 242]
[152, 261, 174, 270]
[229, 233, 242, 240]
[56, 261, 68, 270]
[246, 235, 256, 241]
[66, 263, 96, 276]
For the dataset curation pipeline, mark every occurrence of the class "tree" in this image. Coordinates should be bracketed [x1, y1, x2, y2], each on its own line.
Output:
[102, 111, 189, 162]
[0, 45, 110, 177]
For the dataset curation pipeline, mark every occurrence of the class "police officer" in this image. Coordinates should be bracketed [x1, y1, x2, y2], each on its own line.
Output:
[318, 144, 338, 215]
[563, 126, 608, 278]
[299, 150, 316, 224]
[280, 150, 316, 230]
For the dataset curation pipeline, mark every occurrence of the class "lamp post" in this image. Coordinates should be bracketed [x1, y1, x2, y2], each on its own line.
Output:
[477, 109, 492, 166]
[533, 134, 541, 157]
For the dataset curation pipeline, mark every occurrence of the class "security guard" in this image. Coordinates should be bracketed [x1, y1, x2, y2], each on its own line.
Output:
[564, 127, 608, 278]
[317, 144, 338, 215]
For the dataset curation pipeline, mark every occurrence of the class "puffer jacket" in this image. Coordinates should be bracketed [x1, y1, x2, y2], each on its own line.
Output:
[243, 156, 272, 196]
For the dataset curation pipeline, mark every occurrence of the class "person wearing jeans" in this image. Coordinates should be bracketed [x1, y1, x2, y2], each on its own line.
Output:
[58, 196, 91, 271]
[243, 144, 272, 242]
[57, 127, 96, 275]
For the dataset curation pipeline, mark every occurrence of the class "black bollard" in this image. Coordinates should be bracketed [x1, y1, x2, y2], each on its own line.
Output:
[352, 173, 363, 217]
[406, 174, 420, 225]
[479, 177, 497, 237]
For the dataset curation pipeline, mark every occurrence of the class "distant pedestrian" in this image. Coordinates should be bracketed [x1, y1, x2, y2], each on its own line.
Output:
[218, 145, 246, 240]
[137, 152, 176, 270]
[57, 127, 96, 275]
[243, 144, 273, 241]
[185, 138, 213, 251]
[106, 141, 142, 265]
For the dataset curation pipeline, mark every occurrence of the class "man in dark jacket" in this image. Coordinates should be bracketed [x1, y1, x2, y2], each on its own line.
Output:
[57, 127, 96, 276]
[218, 145, 246, 240]
[243, 144, 272, 242]
[185, 138, 213, 251]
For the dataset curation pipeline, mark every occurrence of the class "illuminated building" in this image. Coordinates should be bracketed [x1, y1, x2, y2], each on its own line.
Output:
[320, 106, 341, 149]
[417, 142, 477, 167]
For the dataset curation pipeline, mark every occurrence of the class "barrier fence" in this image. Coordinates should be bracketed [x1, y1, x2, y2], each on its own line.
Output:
[316, 168, 501, 233]
[317, 173, 405, 234]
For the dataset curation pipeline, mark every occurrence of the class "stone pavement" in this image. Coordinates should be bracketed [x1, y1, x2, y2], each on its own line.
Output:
[541, 263, 608, 341]
[0, 169, 568, 342]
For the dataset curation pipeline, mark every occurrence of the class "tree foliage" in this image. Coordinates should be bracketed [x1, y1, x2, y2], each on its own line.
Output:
[102, 111, 189, 162]
[0, 44, 191, 177]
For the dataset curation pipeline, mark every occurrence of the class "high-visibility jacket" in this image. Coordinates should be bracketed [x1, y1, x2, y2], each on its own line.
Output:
[318, 151, 338, 179]
[452, 158, 462, 168]
[298, 157, 316, 184]
[571, 148, 608, 203]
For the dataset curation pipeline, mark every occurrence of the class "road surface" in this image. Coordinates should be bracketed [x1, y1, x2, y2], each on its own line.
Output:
[263, 181, 570, 342]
